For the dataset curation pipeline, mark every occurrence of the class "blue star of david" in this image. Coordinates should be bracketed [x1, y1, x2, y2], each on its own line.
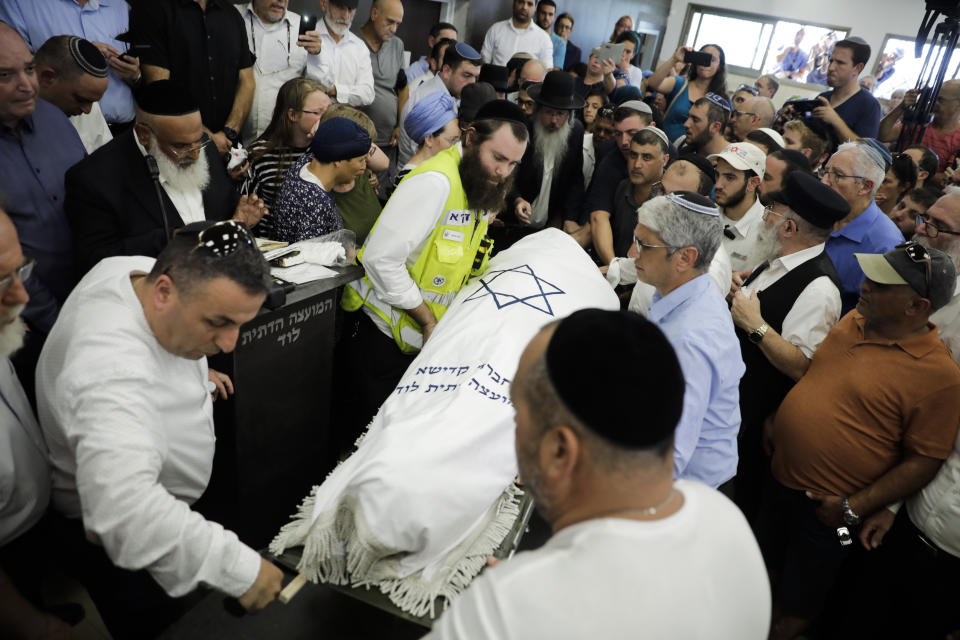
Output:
[463, 264, 565, 316]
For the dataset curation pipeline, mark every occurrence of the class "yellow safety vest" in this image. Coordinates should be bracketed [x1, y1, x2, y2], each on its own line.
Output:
[342, 145, 492, 353]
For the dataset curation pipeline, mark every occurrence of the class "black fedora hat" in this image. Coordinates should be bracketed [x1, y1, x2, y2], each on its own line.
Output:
[527, 70, 585, 110]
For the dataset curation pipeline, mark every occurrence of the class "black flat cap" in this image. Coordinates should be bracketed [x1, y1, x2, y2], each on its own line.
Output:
[475, 99, 527, 126]
[677, 152, 717, 183]
[135, 80, 199, 116]
[546, 309, 685, 449]
[767, 171, 850, 229]
[479, 64, 509, 93]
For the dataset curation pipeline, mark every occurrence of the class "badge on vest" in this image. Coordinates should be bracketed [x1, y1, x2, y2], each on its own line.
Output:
[443, 210, 472, 225]
[433, 275, 446, 286]
[442, 229, 465, 243]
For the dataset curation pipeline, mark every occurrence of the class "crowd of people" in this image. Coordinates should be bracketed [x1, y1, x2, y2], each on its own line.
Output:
[2, 0, 960, 638]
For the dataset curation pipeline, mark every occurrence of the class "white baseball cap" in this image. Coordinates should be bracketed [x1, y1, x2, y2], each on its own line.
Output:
[709, 142, 767, 179]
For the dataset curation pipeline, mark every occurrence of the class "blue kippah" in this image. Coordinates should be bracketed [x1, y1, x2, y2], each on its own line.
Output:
[310, 117, 371, 162]
[454, 41, 482, 62]
[404, 92, 457, 144]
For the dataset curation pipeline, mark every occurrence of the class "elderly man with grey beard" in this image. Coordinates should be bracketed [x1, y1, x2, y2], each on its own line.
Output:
[498, 70, 584, 250]
[65, 80, 266, 277]
[727, 171, 847, 522]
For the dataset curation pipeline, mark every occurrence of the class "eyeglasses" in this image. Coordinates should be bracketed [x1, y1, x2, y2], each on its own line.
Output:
[175, 220, 255, 258]
[299, 108, 325, 116]
[732, 109, 756, 119]
[145, 124, 211, 160]
[762, 206, 785, 222]
[0, 258, 35, 296]
[634, 235, 681, 254]
[916, 213, 960, 238]
[822, 167, 866, 184]
[736, 84, 759, 96]
[898, 240, 931, 297]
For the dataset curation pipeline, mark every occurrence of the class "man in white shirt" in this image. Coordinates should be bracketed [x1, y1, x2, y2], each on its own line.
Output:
[481, 0, 553, 70]
[236, 0, 324, 143]
[37, 220, 283, 638]
[427, 309, 770, 640]
[0, 210, 74, 639]
[728, 171, 847, 520]
[309, 0, 374, 107]
[710, 142, 767, 272]
[340, 100, 528, 437]
[35, 35, 113, 154]
[397, 42, 482, 166]
[405, 21, 457, 84]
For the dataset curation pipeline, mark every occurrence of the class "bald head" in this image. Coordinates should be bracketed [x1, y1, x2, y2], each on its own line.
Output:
[748, 96, 775, 127]
[369, 0, 403, 42]
[519, 59, 546, 83]
[0, 22, 38, 127]
[0, 207, 29, 331]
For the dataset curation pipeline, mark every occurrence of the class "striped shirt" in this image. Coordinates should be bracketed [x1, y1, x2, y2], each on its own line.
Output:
[245, 140, 308, 237]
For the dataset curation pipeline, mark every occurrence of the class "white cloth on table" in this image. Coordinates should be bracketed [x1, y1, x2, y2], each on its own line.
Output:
[740, 243, 841, 358]
[425, 480, 771, 640]
[481, 19, 552, 69]
[271, 229, 619, 616]
[69, 102, 113, 154]
[36, 256, 261, 598]
[307, 17, 373, 107]
[0, 356, 49, 546]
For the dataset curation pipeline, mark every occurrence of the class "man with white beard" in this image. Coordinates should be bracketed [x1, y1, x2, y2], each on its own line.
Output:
[0, 210, 73, 639]
[728, 171, 847, 521]
[65, 80, 266, 276]
[308, 0, 374, 107]
[501, 70, 584, 249]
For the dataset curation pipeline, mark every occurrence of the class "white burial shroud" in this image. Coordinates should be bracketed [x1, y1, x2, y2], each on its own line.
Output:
[270, 229, 619, 616]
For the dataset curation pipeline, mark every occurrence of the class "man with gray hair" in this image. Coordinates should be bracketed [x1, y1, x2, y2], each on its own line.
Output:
[37, 220, 284, 637]
[628, 192, 745, 490]
[822, 141, 904, 312]
[34, 35, 112, 153]
[506, 70, 585, 242]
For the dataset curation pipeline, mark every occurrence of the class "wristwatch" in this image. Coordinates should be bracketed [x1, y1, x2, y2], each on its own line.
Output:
[748, 322, 769, 344]
[841, 497, 861, 526]
[223, 127, 239, 145]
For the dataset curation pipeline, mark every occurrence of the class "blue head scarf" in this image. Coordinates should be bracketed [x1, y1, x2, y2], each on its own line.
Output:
[404, 92, 458, 145]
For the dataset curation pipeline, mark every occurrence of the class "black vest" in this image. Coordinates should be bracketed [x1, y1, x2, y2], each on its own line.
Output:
[736, 250, 841, 432]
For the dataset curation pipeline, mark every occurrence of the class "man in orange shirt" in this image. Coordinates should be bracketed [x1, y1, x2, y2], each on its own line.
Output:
[760, 242, 960, 640]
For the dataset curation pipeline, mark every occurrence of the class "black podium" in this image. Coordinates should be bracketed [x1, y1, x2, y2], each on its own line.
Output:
[200, 266, 362, 549]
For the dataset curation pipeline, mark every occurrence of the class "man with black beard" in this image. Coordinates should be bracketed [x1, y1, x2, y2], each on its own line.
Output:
[709, 142, 767, 272]
[340, 100, 529, 430]
[679, 95, 729, 158]
[499, 70, 584, 250]
[728, 172, 846, 522]
[65, 80, 266, 276]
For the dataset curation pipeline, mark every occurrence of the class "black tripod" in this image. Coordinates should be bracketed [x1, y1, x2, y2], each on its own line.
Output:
[899, 1, 960, 148]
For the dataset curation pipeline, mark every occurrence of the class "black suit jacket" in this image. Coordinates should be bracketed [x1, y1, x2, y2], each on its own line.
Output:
[506, 117, 585, 227]
[563, 42, 582, 71]
[65, 130, 239, 276]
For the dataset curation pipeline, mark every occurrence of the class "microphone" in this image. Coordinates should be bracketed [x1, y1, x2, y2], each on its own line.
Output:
[723, 225, 736, 240]
[145, 154, 173, 243]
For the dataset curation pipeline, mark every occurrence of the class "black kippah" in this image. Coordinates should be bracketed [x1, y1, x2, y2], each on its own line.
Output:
[135, 80, 199, 116]
[69, 37, 108, 78]
[545, 309, 685, 449]
[474, 99, 527, 126]
[678, 152, 717, 183]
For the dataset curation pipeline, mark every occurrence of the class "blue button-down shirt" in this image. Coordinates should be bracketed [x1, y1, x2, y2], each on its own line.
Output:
[826, 200, 903, 314]
[0, 100, 87, 333]
[648, 274, 745, 488]
[0, 0, 136, 124]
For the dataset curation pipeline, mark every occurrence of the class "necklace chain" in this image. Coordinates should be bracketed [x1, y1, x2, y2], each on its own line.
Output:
[597, 489, 678, 519]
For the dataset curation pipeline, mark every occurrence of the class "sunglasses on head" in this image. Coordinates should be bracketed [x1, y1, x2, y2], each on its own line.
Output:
[897, 240, 931, 297]
[176, 220, 255, 258]
[737, 84, 759, 96]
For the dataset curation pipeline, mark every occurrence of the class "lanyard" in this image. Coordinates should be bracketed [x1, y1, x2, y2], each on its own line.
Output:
[249, 12, 291, 68]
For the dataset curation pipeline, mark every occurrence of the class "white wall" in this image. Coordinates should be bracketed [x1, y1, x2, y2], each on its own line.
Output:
[660, 0, 930, 107]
